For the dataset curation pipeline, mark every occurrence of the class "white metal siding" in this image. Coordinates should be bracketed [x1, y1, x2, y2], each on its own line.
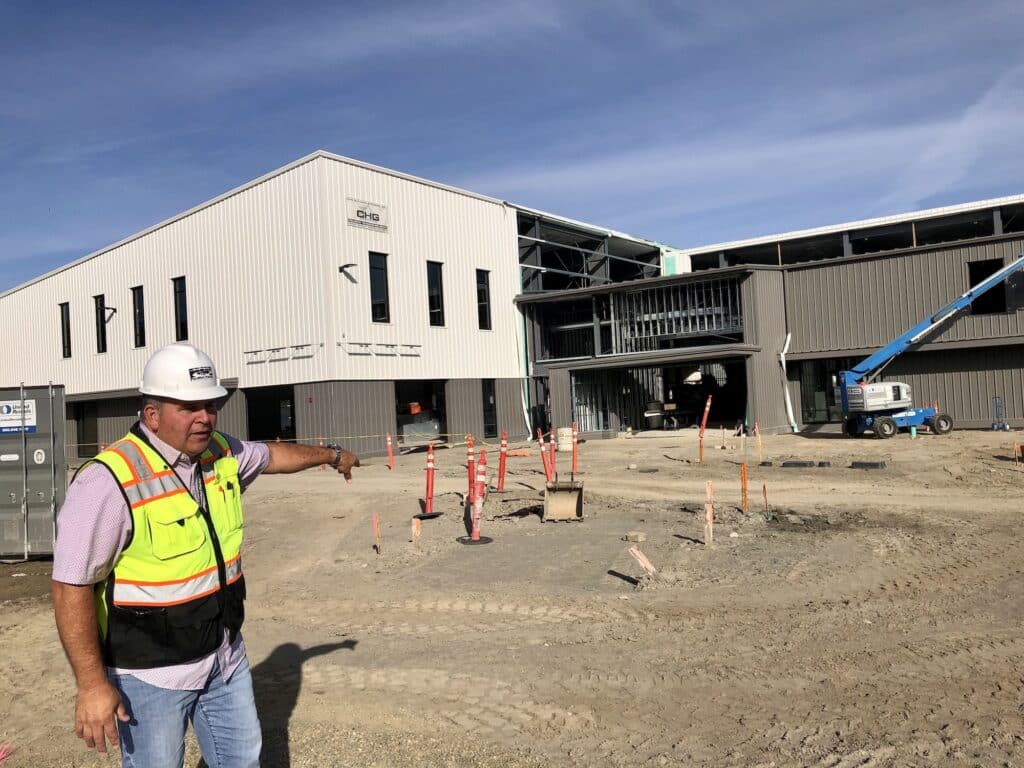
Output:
[2, 155, 526, 395]
[318, 157, 524, 381]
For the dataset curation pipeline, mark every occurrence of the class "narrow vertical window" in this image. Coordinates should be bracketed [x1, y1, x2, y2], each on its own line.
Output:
[369, 252, 390, 323]
[131, 285, 146, 348]
[476, 269, 492, 330]
[482, 378, 498, 438]
[427, 261, 445, 327]
[94, 294, 107, 353]
[59, 302, 71, 358]
[172, 276, 188, 341]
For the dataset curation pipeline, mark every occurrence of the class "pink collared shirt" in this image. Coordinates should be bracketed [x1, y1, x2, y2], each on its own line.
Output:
[53, 423, 270, 690]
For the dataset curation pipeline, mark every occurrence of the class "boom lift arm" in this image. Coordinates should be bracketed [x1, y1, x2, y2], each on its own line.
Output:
[838, 252, 1024, 437]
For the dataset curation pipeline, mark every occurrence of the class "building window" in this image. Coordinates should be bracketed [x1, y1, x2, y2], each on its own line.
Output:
[482, 378, 498, 438]
[476, 269, 492, 330]
[172, 276, 188, 341]
[59, 302, 71, 358]
[427, 261, 445, 327]
[369, 252, 390, 323]
[131, 286, 146, 348]
[94, 294, 107, 354]
[968, 258, 1007, 315]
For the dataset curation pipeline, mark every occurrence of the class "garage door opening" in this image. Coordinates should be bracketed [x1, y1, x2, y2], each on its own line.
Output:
[245, 385, 296, 442]
[395, 380, 447, 445]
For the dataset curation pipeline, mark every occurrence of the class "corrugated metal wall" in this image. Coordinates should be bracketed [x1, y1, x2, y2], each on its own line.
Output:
[218, 390, 248, 440]
[878, 346, 1024, 428]
[549, 369, 572, 428]
[445, 379, 484, 442]
[495, 379, 530, 439]
[294, 380, 397, 458]
[319, 158, 525, 382]
[786, 238, 1024, 354]
[743, 271, 791, 432]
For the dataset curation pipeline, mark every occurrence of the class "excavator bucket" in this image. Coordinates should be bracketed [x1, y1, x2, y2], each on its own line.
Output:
[543, 478, 584, 522]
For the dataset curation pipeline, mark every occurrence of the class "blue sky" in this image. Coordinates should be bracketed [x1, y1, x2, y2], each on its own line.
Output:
[2, 0, 1023, 292]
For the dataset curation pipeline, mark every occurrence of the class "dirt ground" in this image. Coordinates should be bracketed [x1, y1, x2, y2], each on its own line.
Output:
[3, 426, 1024, 767]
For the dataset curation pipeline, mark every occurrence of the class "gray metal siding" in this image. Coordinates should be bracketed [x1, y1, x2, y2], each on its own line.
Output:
[96, 397, 140, 449]
[743, 271, 791, 433]
[786, 238, 1024, 354]
[445, 379, 484, 442]
[887, 346, 1024, 428]
[495, 379, 530, 439]
[294, 381, 397, 458]
[218, 389, 248, 440]
[548, 369, 572, 428]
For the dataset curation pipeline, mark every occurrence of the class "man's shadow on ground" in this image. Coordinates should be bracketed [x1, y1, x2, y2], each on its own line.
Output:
[197, 640, 357, 768]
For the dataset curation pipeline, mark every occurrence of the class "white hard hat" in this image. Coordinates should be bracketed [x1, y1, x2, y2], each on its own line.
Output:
[140, 343, 228, 401]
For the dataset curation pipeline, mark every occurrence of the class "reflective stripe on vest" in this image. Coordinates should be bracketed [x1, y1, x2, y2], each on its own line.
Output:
[113, 554, 242, 607]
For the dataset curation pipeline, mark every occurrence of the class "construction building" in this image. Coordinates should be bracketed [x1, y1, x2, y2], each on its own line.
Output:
[0, 151, 664, 458]
[4, 151, 1024, 460]
[524, 197, 1024, 433]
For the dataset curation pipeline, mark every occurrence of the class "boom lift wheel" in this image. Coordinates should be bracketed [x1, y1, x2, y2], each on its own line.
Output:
[844, 419, 865, 437]
[873, 416, 897, 439]
[928, 413, 953, 435]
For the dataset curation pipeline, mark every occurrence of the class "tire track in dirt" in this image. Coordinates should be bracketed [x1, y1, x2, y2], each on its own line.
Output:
[294, 661, 597, 742]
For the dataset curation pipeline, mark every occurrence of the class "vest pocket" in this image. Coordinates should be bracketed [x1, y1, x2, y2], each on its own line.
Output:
[214, 458, 243, 532]
[147, 506, 207, 560]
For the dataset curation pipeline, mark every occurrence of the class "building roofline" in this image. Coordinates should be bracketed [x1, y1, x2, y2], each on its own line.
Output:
[3, 150, 664, 298]
[674, 192, 1024, 257]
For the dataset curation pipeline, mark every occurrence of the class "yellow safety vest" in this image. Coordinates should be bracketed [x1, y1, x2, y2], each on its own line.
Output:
[86, 425, 246, 668]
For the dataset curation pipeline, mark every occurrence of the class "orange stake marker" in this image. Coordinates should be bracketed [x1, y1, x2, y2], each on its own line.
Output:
[466, 434, 475, 504]
[386, 433, 395, 471]
[741, 463, 749, 515]
[373, 512, 382, 556]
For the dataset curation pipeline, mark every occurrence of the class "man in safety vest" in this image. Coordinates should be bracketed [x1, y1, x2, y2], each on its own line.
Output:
[51, 343, 359, 767]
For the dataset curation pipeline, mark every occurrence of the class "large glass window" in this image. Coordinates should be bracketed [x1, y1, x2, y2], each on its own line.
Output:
[172, 276, 188, 341]
[59, 302, 71, 358]
[476, 269, 492, 330]
[131, 285, 146, 348]
[427, 261, 445, 327]
[369, 252, 390, 323]
[94, 294, 107, 353]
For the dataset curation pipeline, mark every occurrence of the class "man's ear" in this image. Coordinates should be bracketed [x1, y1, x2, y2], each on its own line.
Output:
[141, 403, 160, 430]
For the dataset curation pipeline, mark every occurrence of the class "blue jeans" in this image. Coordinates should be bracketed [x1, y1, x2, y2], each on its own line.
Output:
[110, 656, 262, 768]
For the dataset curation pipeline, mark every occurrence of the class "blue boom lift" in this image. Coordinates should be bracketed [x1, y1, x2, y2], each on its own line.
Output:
[839, 252, 1024, 438]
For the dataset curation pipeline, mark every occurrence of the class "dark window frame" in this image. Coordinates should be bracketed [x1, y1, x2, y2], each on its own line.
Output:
[476, 269, 492, 330]
[427, 261, 445, 327]
[59, 302, 71, 358]
[172, 275, 189, 341]
[131, 285, 146, 348]
[369, 252, 390, 323]
[93, 294, 107, 354]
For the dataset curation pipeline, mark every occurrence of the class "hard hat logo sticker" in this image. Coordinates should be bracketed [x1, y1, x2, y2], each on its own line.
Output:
[188, 366, 214, 381]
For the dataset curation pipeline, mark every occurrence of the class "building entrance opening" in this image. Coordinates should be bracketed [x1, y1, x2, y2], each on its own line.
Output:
[245, 385, 296, 442]
[571, 359, 747, 433]
[395, 380, 447, 444]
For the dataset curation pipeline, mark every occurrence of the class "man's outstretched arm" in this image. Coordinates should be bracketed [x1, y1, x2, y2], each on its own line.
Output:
[264, 441, 360, 481]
